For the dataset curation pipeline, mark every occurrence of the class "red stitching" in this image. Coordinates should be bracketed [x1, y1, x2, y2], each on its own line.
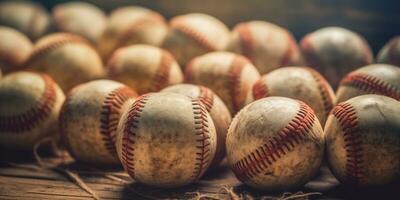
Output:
[120, 94, 149, 178]
[100, 86, 137, 156]
[304, 67, 334, 115]
[332, 102, 364, 184]
[184, 58, 197, 83]
[228, 56, 249, 113]
[341, 73, 400, 100]
[25, 34, 88, 66]
[198, 86, 214, 111]
[235, 23, 253, 61]
[191, 98, 213, 179]
[151, 51, 173, 92]
[231, 101, 316, 182]
[252, 78, 269, 100]
[170, 17, 217, 52]
[0, 73, 56, 132]
[115, 12, 166, 50]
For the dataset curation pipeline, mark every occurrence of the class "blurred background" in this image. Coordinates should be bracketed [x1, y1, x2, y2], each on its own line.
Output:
[33, 0, 400, 54]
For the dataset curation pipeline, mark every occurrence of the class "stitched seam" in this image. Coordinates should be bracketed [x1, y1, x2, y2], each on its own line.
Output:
[191, 98, 212, 179]
[0, 73, 56, 132]
[341, 73, 400, 100]
[305, 67, 334, 115]
[227, 56, 247, 113]
[151, 51, 173, 92]
[115, 13, 165, 49]
[120, 94, 149, 178]
[231, 101, 316, 182]
[171, 18, 217, 52]
[25, 34, 86, 66]
[332, 103, 364, 184]
[252, 78, 269, 100]
[184, 58, 197, 83]
[198, 86, 214, 111]
[100, 86, 137, 156]
[236, 23, 253, 61]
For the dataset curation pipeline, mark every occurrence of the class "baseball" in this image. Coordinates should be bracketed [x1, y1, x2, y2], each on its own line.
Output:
[116, 92, 217, 188]
[107, 45, 183, 94]
[52, 1, 107, 44]
[97, 6, 168, 61]
[336, 64, 400, 103]
[0, 71, 65, 150]
[162, 13, 230, 67]
[24, 33, 105, 92]
[0, 1, 50, 40]
[325, 94, 400, 186]
[0, 26, 33, 73]
[377, 36, 400, 66]
[225, 21, 302, 74]
[185, 51, 260, 114]
[300, 27, 373, 88]
[226, 97, 324, 190]
[60, 80, 137, 165]
[250, 67, 335, 125]
[161, 83, 232, 168]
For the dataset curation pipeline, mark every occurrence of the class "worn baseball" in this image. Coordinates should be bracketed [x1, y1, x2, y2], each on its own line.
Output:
[116, 92, 217, 188]
[185, 51, 260, 114]
[336, 64, 400, 104]
[60, 80, 137, 165]
[0, 71, 65, 150]
[162, 13, 230, 67]
[161, 84, 232, 168]
[24, 33, 105, 92]
[225, 21, 302, 74]
[0, 1, 50, 40]
[97, 6, 167, 61]
[226, 97, 324, 190]
[52, 1, 107, 44]
[377, 36, 400, 67]
[0, 26, 33, 73]
[300, 27, 373, 88]
[325, 95, 400, 186]
[107, 45, 183, 94]
[250, 67, 335, 125]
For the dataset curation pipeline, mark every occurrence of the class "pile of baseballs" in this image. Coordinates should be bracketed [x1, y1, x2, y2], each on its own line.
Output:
[0, 0, 398, 190]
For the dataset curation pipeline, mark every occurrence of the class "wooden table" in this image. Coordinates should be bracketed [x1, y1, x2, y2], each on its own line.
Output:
[0, 150, 397, 199]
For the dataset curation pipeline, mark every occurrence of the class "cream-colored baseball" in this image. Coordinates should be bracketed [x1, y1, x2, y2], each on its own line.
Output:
[250, 67, 335, 125]
[161, 84, 232, 168]
[226, 97, 324, 190]
[226, 21, 302, 74]
[336, 64, 400, 103]
[325, 95, 400, 186]
[185, 51, 260, 114]
[300, 27, 373, 88]
[60, 80, 137, 165]
[0, 71, 65, 150]
[52, 1, 107, 44]
[377, 36, 400, 67]
[116, 92, 217, 188]
[24, 33, 105, 92]
[0, 1, 50, 40]
[97, 6, 167, 61]
[162, 13, 230, 67]
[107, 45, 183, 94]
[0, 26, 33, 73]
